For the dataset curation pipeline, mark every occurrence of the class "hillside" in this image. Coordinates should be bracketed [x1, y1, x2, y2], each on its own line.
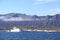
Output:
[0, 13, 60, 27]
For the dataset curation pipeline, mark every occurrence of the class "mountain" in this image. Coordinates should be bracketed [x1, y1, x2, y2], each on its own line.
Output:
[0, 13, 60, 27]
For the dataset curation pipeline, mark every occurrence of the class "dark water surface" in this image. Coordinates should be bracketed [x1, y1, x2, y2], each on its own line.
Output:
[0, 31, 60, 40]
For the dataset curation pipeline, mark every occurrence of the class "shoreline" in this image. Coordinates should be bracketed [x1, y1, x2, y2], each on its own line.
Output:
[0, 27, 60, 32]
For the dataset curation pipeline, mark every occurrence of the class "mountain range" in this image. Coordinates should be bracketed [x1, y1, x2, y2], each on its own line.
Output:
[0, 13, 60, 28]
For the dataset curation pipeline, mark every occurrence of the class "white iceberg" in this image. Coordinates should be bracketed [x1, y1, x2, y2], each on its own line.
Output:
[6, 27, 21, 32]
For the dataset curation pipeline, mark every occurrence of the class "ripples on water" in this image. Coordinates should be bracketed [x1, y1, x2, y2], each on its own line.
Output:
[0, 30, 60, 40]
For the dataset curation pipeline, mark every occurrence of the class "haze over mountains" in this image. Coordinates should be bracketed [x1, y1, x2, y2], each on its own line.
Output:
[0, 13, 60, 27]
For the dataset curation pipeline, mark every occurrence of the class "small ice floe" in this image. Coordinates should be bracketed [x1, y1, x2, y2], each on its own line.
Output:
[22, 29, 43, 32]
[36, 30, 44, 32]
[26, 29, 32, 31]
[43, 30, 56, 32]
[6, 27, 21, 32]
[22, 29, 32, 31]
[33, 29, 44, 32]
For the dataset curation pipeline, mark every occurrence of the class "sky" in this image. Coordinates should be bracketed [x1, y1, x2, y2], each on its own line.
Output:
[0, 0, 60, 16]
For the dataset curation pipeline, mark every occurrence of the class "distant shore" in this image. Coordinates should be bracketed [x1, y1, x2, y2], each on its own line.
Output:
[0, 27, 60, 31]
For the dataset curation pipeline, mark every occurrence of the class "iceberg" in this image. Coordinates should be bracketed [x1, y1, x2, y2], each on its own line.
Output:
[6, 27, 21, 32]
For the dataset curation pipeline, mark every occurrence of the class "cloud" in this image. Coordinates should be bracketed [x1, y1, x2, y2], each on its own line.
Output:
[33, 0, 60, 5]
[36, 0, 59, 2]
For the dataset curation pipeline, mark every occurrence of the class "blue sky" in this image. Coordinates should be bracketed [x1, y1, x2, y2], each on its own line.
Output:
[0, 0, 60, 16]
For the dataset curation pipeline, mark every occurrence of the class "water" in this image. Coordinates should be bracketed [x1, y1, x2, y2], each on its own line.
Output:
[0, 31, 60, 40]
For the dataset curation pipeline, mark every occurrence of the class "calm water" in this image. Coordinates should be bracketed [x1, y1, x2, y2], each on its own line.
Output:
[0, 30, 60, 40]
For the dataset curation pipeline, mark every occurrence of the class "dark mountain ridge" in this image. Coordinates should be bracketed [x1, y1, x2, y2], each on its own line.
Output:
[0, 13, 60, 28]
